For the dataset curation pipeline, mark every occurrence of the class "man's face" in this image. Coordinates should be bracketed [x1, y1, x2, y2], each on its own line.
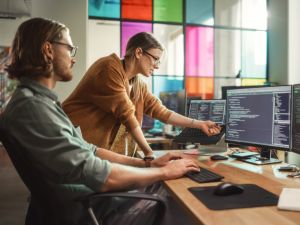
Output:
[51, 30, 76, 82]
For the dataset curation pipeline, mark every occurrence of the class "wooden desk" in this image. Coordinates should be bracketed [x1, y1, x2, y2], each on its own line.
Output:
[146, 136, 175, 150]
[155, 150, 300, 225]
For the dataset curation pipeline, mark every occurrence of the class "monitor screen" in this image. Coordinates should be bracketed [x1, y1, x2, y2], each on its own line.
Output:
[142, 114, 154, 130]
[292, 84, 300, 154]
[188, 99, 226, 125]
[225, 86, 291, 150]
[159, 90, 186, 116]
[221, 85, 269, 100]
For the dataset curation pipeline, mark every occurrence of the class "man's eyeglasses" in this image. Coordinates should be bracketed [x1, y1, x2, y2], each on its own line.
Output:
[51, 41, 78, 57]
[142, 50, 161, 67]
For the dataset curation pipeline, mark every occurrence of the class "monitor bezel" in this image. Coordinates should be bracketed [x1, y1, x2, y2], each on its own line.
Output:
[225, 85, 292, 151]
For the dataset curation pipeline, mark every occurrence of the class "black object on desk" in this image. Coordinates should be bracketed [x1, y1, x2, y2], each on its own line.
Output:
[173, 126, 225, 145]
[210, 155, 228, 161]
[213, 182, 244, 196]
[188, 184, 278, 210]
[185, 167, 224, 183]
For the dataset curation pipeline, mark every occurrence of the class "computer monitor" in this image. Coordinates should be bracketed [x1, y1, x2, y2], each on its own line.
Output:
[186, 96, 202, 116]
[142, 114, 154, 131]
[225, 86, 292, 165]
[188, 99, 226, 125]
[292, 84, 300, 154]
[159, 90, 186, 116]
[221, 85, 269, 100]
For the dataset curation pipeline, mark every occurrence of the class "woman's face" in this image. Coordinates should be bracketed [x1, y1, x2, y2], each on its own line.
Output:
[138, 48, 162, 77]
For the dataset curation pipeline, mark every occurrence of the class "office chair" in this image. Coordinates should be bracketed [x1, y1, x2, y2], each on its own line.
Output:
[0, 125, 166, 225]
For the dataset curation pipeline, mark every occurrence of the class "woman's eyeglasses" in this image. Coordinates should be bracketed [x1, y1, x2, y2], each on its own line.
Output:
[142, 50, 161, 67]
[51, 41, 78, 57]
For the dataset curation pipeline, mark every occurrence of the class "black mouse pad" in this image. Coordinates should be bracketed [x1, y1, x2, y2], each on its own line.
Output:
[188, 184, 278, 210]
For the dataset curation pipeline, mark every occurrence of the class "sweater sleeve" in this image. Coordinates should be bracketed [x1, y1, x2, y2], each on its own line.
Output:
[142, 83, 172, 123]
[87, 56, 139, 131]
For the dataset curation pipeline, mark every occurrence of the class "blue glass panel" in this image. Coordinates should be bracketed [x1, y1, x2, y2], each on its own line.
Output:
[186, 0, 213, 25]
[241, 31, 267, 78]
[152, 76, 184, 97]
[88, 0, 120, 18]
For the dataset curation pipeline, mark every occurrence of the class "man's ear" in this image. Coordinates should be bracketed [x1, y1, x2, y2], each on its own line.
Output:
[135, 47, 143, 59]
[43, 42, 54, 60]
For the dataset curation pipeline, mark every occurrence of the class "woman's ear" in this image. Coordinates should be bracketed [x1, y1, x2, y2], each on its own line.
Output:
[43, 42, 54, 61]
[135, 47, 143, 59]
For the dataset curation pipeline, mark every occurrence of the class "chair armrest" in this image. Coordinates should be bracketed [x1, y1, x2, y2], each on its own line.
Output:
[76, 191, 164, 204]
[76, 191, 166, 225]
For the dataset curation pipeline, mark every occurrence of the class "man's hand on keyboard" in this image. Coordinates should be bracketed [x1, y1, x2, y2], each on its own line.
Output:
[161, 158, 200, 180]
[151, 152, 198, 167]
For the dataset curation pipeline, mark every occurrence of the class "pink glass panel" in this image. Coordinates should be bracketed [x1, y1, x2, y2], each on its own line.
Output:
[185, 26, 214, 77]
[121, 22, 152, 57]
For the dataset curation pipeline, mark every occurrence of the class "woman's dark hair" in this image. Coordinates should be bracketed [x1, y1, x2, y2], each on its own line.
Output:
[6, 17, 67, 79]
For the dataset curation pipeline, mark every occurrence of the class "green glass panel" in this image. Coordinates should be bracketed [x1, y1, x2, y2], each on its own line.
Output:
[154, 0, 182, 23]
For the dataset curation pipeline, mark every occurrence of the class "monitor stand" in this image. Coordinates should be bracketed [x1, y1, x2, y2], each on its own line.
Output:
[239, 148, 282, 165]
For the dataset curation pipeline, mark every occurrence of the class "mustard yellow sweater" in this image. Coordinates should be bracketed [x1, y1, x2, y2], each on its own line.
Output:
[63, 54, 172, 149]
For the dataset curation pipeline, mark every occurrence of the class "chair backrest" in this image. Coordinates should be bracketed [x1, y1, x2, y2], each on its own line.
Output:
[0, 124, 70, 225]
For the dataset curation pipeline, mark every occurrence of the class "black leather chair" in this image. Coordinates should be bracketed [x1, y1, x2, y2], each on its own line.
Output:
[0, 124, 166, 225]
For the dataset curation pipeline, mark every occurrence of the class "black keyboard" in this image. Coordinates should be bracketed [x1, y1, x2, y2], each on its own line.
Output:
[174, 126, 225, 145]
[186, 167, 224, 183]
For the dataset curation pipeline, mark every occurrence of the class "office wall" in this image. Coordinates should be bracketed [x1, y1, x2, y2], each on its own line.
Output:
[268, 0, 300, 85]
[0, 0, 87, 101]
[288, 0, 300, 84]
[268, 0, 288, 85]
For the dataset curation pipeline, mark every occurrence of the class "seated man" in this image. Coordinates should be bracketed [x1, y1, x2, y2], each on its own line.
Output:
[0, 17, 200, 225]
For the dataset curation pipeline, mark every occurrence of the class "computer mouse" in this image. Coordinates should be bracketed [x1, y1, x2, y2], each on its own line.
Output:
[213, 182, 244, 196]
[210, 155, 228, 161]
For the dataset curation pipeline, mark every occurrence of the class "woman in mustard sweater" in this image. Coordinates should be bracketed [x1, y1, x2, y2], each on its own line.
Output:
[62, 32, 220, 158]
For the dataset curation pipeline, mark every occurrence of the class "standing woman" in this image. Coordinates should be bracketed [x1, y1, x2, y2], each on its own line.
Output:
[62, 32, 220, 158]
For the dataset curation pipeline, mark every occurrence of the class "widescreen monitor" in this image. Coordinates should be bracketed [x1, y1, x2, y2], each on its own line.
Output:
[225, 86, 292, 164]
[189, 99, 226, 125]
[292, 84, 300, 154]
[159, 90, 186, 116]
[186, 96, 202, 116]
[221, 85, 269, 100]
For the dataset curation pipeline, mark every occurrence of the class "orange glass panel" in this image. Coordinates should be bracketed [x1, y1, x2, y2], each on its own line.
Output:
[122, 0, 152, 21]
[186, 77, 214, 99]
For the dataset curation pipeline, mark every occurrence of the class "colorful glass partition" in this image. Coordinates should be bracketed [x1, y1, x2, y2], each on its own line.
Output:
[88, 0, 268, 100]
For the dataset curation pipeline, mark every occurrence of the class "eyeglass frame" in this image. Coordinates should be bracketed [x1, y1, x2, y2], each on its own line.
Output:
[51, 41, 78, 57]
[142, 49, 161, 67]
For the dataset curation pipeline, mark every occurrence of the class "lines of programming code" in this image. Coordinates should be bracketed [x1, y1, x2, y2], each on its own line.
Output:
[226, 87, 291, 149]
[189, 100, 225, 124]
[292, 85, 300, 154]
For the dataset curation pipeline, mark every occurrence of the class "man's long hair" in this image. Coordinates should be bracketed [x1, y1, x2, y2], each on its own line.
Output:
[6, 17, 67, 79]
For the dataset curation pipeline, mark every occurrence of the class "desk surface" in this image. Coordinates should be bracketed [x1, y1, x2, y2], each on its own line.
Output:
[145, 136, 173, 144]
[155, 150, 300, 225]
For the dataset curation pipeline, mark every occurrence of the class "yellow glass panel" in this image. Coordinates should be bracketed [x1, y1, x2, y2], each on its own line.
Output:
[241, 78, 267, 86]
